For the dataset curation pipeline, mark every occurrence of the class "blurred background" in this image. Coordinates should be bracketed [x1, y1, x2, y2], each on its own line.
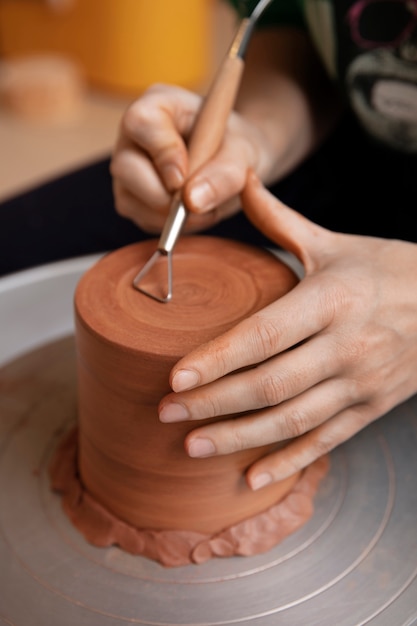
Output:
[0, 0, 236, 202]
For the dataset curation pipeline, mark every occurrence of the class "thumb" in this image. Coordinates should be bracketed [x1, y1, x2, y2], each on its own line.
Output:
[241, 170, 330, 271]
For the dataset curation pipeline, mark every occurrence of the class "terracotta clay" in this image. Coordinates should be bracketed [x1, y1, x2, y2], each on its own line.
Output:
[50, 236, 329, 566]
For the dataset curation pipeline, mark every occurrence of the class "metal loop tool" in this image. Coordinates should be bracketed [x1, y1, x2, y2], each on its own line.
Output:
[132, 0, 274, 302]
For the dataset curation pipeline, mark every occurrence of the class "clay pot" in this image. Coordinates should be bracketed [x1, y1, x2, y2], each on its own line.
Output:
[74, 236, 300, 534]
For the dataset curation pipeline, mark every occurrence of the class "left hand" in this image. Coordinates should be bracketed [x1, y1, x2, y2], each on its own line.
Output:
[159, 171, 417, 489]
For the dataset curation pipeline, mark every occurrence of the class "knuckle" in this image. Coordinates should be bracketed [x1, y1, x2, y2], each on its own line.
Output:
[121, 91, 164, 137]
[154, 141, 184, 170]
[249, 316, 281, 362]
[336, 327, 370, 367]
[121, 102, 145, 137]
[283, 408, 310, 438]
[199, 395, 222, 419]
[311, 433, 334, 458]
[228, 423, 250, 453]
[257, 373, 284, 407]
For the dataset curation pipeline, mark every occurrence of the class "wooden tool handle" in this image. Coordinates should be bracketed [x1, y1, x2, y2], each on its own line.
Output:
[157, 27, 247, 254]
[187, 54, 245, 175]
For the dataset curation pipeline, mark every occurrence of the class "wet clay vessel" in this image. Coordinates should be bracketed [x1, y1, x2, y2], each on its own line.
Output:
[50, 236, 329, 566]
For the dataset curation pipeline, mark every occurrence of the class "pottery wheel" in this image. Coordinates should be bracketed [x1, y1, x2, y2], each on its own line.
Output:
[1, 255, 417, 626]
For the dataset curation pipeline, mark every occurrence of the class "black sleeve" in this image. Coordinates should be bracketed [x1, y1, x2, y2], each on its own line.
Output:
[0, 157, 141, 277]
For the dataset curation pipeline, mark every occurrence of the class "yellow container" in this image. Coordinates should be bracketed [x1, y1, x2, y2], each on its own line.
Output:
[0, 0, 213, 95]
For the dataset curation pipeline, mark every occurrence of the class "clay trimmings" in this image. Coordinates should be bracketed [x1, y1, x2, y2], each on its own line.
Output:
[49, 427, 330, 568]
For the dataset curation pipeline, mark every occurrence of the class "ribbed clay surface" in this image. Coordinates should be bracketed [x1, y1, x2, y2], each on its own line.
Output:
[49, 236, 329, 566]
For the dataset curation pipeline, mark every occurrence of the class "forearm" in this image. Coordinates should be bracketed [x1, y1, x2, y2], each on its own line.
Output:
[235, 26, 345, 184]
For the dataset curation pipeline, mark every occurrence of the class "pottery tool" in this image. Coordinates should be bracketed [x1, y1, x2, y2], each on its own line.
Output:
[132, 0, 274, 302]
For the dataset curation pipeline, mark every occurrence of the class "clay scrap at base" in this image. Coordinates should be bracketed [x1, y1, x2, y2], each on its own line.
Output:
[49, 427, 330, 568]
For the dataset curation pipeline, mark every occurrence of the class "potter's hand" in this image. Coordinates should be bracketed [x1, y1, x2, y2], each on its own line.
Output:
[110, 83, 270, 234]
[159, 171, 417, 488]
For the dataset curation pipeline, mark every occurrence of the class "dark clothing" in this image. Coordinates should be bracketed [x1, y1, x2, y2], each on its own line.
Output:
[229, 0, 417, 155]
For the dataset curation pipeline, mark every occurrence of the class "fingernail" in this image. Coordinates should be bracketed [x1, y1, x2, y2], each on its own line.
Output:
[187, 438, 216, 458]
[171, 369, 199, 392]
[188, 181, 215, 212]
[159, 403, 189, 423]
[161, 164, 184, 190]
[250, 472, 273, 491]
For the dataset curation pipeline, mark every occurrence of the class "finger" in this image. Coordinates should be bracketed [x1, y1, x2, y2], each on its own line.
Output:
[246, 403, 376, 486]
[183, 122, 260, 214]
[242, 170, 332, 270]
[182, 204, 239, 233]
[112, 171, 235, 235]
[182, 377, 354, 461]
[111, 183, 166, 232]
[184, 158, 245, 215]
[112, 132, 210, 232]
[170, 275, 333, 393]
[160, 333, 339, 422]
[122, 86, 201, 191]
[111, 137, 172, 209]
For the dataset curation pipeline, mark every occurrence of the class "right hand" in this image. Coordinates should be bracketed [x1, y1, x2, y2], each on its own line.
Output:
[110, 83, 272, 234]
